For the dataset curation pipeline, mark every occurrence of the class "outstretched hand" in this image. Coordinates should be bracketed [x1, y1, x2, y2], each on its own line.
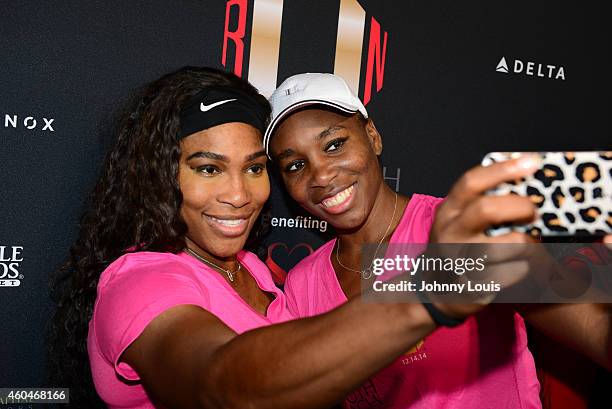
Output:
[430, 155, 541, 244]
[425, 155, 543, 318]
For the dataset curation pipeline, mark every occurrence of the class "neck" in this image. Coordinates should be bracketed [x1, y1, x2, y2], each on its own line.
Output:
[184, 237, 240, 272]
[336, 184, 406, 251]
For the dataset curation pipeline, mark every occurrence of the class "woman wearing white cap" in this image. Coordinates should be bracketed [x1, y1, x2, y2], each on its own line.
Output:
[265, 73, 612, 408]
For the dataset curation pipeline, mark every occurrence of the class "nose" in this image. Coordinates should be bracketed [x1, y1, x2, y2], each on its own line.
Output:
[218, 174, 250, 208]
[309, 157, 338, 188]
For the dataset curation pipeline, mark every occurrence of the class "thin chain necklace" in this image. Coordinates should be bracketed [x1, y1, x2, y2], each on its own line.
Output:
[184, 247, 242, 283]
[335, 192, 398, 280]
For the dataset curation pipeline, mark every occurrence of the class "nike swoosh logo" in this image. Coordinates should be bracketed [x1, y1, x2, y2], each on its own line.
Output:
[200, 99, 237, 112]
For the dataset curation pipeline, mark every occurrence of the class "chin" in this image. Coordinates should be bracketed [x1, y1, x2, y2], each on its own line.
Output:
[222, 237, 249, 253]
[324, 209, 368, 231]
[198, 235, 248, 259]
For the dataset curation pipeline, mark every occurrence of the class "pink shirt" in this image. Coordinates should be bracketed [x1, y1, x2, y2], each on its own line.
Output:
[285, 194, 541, 409]
[88, 250, 294, 409]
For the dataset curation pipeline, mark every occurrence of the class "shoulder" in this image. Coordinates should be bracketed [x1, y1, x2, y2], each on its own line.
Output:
[91, 251, 210, 380]
[392, 194, 446, 243]
[288, 240, 334, 278]
[284, 240, 335, 295]
[98, 251, 199, 291]
[410, 193, 445, 209]
[283, 240, 336, 317]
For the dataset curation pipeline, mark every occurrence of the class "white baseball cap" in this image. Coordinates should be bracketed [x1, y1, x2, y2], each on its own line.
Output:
[263, 73, 368, 156]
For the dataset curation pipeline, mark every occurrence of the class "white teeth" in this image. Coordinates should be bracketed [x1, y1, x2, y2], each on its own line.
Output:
[210, 217, 245, 227]
[322, 185, 354, 208]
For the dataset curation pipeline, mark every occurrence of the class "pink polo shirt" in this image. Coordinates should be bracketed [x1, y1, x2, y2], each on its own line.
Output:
[284, 193, 541, 409]
[88, 250, 294, 408]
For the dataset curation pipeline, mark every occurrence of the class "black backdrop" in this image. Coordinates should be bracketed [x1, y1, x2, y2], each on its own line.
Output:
[1, 0, 610, 397]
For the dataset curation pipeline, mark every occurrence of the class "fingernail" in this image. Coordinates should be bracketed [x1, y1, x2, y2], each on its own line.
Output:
[515, 155, 542, 172]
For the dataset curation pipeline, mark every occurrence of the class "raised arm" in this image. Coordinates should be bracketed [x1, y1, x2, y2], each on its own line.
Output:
[122, 299, 433, 409]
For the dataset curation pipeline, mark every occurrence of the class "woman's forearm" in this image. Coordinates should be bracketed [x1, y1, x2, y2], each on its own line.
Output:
[199, 301, 435, 409]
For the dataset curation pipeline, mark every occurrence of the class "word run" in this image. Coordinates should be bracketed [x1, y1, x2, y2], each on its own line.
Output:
[222, 0, 387, 103]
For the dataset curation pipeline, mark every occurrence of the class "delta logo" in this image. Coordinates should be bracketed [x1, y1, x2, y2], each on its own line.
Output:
[496, 56, 566, 81]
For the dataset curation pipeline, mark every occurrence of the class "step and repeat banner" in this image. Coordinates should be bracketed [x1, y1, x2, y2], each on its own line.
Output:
[1, 0, 609, 393]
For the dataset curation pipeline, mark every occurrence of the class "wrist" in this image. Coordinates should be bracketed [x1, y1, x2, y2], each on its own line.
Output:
[416, 288, 466, 328]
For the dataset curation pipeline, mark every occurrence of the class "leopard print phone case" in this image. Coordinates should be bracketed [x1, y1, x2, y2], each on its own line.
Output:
[482, 151, 612, 237]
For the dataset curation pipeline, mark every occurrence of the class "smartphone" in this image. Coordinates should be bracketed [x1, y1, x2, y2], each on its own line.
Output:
[482, 151, 611, 237]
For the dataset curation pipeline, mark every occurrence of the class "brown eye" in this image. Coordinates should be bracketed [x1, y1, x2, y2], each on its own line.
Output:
[197, 165, 220, 175]
[247, 164, 266, 175]
[286, 160, 305, 173]
[325, 138, 347, 152]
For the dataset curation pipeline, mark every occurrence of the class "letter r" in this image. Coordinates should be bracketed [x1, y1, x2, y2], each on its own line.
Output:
[222, 0, 248, 77]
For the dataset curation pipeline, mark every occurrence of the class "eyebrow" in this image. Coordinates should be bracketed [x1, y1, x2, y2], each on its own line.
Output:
[276, 125, 346, 161]
[186, 150, 267, 162]
[245, 150, 267, 161]
[317, 125, 345, 140]
[277, 148, 296, 161]
[187, 151, 227, 162]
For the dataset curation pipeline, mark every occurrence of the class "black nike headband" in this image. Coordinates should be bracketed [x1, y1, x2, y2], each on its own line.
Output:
[178, 87, 269, 139]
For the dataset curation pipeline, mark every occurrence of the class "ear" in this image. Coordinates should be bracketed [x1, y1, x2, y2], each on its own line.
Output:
[365, 119, 383, 156]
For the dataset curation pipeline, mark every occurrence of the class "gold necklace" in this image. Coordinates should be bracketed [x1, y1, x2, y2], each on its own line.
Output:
[184, 247, 241, 282]
[335, 192, 398, 280]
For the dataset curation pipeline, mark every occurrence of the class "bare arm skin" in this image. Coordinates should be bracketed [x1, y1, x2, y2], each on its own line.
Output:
[518, 303, 612, 371]
[516, 236, 612, 370]
[123, 300, 435, 409]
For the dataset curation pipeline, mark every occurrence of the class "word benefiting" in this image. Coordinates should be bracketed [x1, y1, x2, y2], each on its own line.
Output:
[372, 254, 486, 276]
[270, 216, 328, 233]
[373, 279, 501, 293]
[0, 245, 23, 287]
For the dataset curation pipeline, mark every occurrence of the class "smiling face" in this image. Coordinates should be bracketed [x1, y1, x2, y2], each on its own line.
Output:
[179, 122, 270, 260]
[269, 107, 384, 230]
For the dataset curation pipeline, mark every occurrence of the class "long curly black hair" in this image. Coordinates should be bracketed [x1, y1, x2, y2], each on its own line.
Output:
[48, 66, 271, 407]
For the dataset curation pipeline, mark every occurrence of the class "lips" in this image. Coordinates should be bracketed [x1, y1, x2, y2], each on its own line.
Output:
[318, 184, 355, 214]
[205, 214, 250, 237]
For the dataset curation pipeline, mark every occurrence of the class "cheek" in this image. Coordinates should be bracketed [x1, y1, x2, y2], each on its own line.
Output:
[253, 177, 271, 204]
[179, 174, 211, 211]
[349, 146, 380, 185]
[282, 175, 308, 203]
[353, 144, 377, 171]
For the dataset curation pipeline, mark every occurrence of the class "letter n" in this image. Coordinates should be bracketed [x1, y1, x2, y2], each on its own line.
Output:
[222, 0, 248, 77]
[363, 16, 388, 105]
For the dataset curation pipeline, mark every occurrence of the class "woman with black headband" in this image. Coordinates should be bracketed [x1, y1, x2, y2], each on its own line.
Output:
[50, 66, 538, 409]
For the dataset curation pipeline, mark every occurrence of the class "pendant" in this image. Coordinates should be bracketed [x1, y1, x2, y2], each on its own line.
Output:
[361, 267, 373, 280]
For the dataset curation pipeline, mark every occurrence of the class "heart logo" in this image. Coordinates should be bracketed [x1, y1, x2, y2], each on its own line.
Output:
[266, 242, 314, 285]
